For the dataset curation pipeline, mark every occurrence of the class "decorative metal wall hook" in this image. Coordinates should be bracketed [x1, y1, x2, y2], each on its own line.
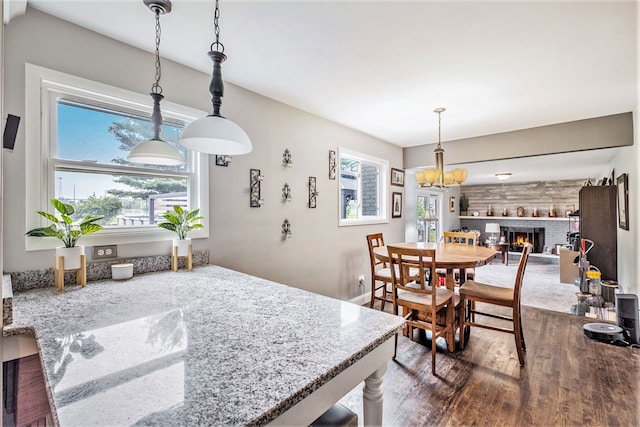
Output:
[329, 150, 337, 180]
[281, 218, 292, 239]
[250, 168, 264, 207]
[282, 183, 292, 202]
[308, 176, 318, 208]
[282, 148, 293, 167]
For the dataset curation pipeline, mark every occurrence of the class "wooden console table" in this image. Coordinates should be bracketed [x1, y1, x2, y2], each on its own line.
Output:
[485, 242, 509, 265]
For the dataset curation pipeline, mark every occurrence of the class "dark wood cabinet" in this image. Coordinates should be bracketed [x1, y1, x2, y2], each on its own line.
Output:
[579, 186, 617, 281]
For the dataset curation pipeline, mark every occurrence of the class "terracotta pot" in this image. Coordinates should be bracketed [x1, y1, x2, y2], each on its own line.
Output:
[56, 245, 84, 270]
[173, 238, 192, 257]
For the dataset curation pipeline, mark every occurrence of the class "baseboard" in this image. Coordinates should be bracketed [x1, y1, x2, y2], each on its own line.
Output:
[348, 291, 370, 307]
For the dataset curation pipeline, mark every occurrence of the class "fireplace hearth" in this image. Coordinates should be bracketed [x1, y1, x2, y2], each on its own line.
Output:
[501, 226, 545, 253]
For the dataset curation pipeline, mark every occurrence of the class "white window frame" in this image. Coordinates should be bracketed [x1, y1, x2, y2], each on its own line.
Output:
[338, 147, 389, 226]
[25, 64, 209, 251]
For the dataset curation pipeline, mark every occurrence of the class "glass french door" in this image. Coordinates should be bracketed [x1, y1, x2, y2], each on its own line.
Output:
[417, 192, 442, 242]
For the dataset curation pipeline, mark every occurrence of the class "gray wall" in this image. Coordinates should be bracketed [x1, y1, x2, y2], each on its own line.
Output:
[404, 113, 634, 169]
[2, 8, 405, 300]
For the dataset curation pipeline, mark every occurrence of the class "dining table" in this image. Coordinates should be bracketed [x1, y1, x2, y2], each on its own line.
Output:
[374, 242, 498, 291]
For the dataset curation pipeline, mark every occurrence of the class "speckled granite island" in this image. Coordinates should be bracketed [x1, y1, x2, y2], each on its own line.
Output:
[5, 265, 404, 426]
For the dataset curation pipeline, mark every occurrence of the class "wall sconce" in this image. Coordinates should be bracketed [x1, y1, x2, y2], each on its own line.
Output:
[282, 148, 293, 167]
[282, 183, 292, 202]
[329, 150, 337, 180]
[308, 176, 318, 208]
[215, 155, 231, 166]
[250, 168, 264, 207]
[281, 218, 292, 239]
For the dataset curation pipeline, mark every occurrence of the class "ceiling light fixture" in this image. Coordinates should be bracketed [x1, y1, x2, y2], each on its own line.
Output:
[127, 0, 185, 166]
[415, 108, 467, 187]
[178, 0, 252, 155]
[495, 173, 512, 181]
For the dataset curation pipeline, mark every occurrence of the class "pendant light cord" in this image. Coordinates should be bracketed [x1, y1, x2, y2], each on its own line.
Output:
[152, 9, 163, 95]
[211, 0, 225, 53]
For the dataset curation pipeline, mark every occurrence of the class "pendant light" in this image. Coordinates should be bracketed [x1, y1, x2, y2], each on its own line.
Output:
[127, 0, 186, 166]
[178, 0, 252, 155]
[415, 108, 467, 187]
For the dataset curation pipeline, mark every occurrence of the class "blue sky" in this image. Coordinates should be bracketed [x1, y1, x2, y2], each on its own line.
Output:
[56, 102, 183, 200]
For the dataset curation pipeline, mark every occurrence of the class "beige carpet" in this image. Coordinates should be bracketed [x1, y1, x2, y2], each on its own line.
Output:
[473, 255, 578, 314]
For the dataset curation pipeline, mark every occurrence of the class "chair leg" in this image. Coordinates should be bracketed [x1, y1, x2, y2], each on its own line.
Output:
[520, 317, 527, 352]
[513, 305, 526, 366]
[431, 321, 438, 374]
[369, 280, 377, 308]
[380, 285, 386, 312]
[459, 295, 467, 350]
[393, 332, 398, 360]
[446, 301, 455, 352]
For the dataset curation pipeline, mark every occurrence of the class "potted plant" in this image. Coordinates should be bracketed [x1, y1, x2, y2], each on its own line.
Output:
[26, 198, 103, 270]
[460, 194, 469, 216]
[157, 205, 204, 256]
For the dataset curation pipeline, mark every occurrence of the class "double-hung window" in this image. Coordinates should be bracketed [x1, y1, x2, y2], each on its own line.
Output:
[338, 147, 388, 226]
[25, 64, 209, 250]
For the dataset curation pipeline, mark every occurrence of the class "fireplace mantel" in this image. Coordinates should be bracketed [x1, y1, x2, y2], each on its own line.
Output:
[459, 216, 570, 222]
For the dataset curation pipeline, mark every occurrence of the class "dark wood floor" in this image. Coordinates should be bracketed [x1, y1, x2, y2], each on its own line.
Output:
[342, 304, 639, 426]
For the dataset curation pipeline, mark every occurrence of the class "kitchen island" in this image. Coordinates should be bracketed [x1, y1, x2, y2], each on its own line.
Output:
[5, 265, 404, 426]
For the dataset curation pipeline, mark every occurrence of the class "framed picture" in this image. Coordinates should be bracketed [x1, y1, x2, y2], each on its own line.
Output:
[215, 155, 230, 167]
[391, 168, 405, 187]
[617, 173, 629, 230]
[449, 196, 456, 212]
[392, 192, 403, 218]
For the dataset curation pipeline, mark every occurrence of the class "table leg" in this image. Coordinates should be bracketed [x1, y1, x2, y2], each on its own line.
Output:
[445, 269, 455, 290]
[363, 363, 388, 426]
[504, 248, 509, 266]
[459, 268, 467, 285]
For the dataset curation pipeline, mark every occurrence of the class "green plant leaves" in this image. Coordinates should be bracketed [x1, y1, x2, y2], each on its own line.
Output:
[26, 198, 103, 247]
[158, 206, 204, 240]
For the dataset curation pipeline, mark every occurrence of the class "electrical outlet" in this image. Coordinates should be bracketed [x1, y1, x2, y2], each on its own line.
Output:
[93, 245, 117, 260]
[358, 274, 365, 287]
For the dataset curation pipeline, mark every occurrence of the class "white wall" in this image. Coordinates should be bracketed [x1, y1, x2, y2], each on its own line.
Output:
[603, 129, 638, 295]
[2, 8, 405, 300]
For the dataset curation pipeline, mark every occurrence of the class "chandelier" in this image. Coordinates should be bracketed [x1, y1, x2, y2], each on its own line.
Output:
[416, 108, 467, 187]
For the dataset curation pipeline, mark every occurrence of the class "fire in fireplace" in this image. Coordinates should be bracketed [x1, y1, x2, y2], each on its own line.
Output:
[501, 226, 545, 253]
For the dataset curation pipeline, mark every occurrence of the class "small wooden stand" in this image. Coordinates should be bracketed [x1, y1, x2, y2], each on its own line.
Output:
[55, 254, 87, 291]
[171, 244, 193, 272]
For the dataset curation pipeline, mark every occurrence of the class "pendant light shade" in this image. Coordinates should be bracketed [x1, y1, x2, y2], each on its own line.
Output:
[178, 0, 252, 156]
[127, 138, 187, 165]
[179, 115, 252, 155]
[127, 0, 185, 166]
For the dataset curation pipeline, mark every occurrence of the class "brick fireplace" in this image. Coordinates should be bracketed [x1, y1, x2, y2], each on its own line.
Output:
[502, 226, 545, 253]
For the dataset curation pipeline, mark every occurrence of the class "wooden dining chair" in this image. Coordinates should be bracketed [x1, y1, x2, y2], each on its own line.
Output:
[458, 242, 533, 366]
[443, 231, 479, 246]
[387, 245, 455, 374]
[439, 231, 480, 285]
[366, 233, 394, 310]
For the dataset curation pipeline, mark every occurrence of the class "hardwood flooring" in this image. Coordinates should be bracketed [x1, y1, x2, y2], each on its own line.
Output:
[341, 305, 639, 426]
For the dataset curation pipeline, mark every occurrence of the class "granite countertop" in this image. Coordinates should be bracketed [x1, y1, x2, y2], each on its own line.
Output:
[5, 265, 404, 426]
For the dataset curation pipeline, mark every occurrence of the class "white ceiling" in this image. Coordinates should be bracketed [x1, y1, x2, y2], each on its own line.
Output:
[25, 0, 637, 184]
